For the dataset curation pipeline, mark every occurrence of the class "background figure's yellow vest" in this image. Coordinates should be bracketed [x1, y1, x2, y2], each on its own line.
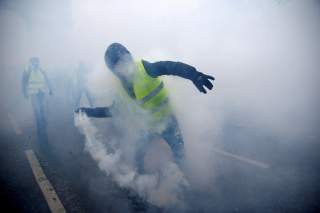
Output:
[27, 66, 48, 95]
[132, 60, 172, 128]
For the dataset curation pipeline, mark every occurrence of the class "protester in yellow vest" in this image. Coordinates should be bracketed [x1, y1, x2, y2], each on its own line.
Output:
[22, 57, 53, 144]
[76, 43, 215, 173]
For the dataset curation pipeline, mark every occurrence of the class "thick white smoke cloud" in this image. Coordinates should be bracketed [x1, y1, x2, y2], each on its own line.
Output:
[1, 0, 319, 209]
[73, 0, 320, 203]
[74, 112, 189, 207]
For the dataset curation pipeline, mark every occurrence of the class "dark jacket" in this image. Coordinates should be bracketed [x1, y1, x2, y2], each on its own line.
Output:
[142, 60, 200, 80]
[80, 60, 201, 118]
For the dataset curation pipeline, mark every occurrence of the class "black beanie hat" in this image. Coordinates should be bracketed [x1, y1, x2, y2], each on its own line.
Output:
[104, 43, 130, 70]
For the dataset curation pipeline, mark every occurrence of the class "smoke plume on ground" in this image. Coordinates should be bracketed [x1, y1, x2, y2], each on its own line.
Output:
[75, 111, 189, 208]
[1, 0, 320, 211]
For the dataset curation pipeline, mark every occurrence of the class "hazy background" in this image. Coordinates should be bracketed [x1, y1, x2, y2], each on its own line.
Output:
[1, 0, 319, 134]
[1, 0, 320, 211]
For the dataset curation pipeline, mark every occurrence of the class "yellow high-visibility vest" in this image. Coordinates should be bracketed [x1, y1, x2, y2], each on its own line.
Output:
[113, 60, 173, 133]
[133, 60, 172, 122]
[27, 66, 48, 95]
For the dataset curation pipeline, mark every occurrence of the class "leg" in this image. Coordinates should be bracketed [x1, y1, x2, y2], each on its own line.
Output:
[37, 92, 48, 144]
[161, 116, 185, 165]
[134, 134, 155, 174]
[84, 88, 94, 107]
[135, 143, 147, 174]
[73, 87, 82, 110]
[31, 94, 42, 142]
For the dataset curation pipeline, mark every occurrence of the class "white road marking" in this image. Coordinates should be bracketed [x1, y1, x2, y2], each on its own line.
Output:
[25, 150, 66, 213]
[212, 147, 270, 169]
[8, 114, 22, 135]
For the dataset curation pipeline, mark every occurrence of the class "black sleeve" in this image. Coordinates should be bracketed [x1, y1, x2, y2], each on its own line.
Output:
[79, 107, 112, 118]
[142, 60, 201, 80]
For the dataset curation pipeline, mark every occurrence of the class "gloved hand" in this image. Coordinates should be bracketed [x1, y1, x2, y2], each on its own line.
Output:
[75, 107, 88, 114]
[192, 72, 215, 94]
[75, 107, 111, 118]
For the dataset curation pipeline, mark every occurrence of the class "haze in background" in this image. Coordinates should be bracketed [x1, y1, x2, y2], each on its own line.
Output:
[1, 0, 319, 210]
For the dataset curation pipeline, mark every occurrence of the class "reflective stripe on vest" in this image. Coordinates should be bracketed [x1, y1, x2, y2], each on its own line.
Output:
[27, 67, 47, 95]
[133, 60, 172, 121]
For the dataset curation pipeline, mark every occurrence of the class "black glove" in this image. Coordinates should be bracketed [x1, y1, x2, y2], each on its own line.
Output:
[192, 72, 215, 94]
[75, 107, 112, 118]
[75, 107, 89, 114]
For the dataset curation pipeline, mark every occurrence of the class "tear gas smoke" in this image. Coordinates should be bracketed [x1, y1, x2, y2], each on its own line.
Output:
[1, 0, 320, 211]
[75, 113, 189, 207]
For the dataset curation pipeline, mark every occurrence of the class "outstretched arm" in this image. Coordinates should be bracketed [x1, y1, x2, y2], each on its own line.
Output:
[142, 60, 215, 94]
[75, 107, 112, 118]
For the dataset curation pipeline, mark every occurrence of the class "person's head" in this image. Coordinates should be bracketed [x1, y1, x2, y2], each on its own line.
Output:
[104, 43, 134, 79]
[30, 57, 39, 68]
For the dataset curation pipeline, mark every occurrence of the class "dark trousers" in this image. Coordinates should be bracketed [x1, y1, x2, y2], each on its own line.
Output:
[31, 91, 48, 144]
[135, 116, 185, 173]
[73, 87, 94, 109]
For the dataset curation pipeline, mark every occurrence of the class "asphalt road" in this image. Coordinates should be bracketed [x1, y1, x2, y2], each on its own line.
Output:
[0, 95, 319, 212]
[0, 99, 157, 212]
